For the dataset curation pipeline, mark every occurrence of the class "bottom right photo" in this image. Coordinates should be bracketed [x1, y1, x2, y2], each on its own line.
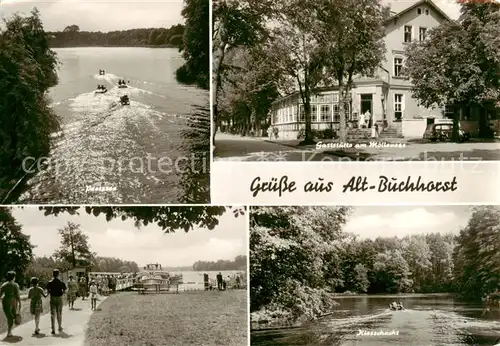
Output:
[250, 206, 500, 346]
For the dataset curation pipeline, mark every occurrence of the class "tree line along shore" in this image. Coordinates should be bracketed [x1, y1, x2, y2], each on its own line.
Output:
[0, 0, 208, 203]
[250, 206, 500, 327]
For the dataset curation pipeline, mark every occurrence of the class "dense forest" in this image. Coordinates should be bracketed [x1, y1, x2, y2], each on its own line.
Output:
[250, 206, 500, 324]
[192, 255, 247, 271]
[47, 24, 184, 48]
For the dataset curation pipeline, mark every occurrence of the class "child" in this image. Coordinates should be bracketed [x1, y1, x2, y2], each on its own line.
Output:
[89, 281, 98, 310]
[28, 277, 47, 335]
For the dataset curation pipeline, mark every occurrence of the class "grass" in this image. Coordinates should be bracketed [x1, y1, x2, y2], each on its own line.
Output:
[85, 290, 247, 346]
[0, 296, 68, 334]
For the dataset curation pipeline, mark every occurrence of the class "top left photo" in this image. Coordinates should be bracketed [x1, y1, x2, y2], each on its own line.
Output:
[0, 0, 209, 205]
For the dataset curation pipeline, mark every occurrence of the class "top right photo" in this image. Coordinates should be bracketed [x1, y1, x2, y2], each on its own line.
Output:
[213, 0, 500, 162]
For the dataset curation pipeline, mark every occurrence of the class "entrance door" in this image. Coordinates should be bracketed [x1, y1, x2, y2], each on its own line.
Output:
[426, 118, 435, 126]
[360, 94, 373, 127]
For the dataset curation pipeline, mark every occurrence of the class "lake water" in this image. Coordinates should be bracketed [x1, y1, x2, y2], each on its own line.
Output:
[252, 294, 500, 345]
[173, 270, 246, 291]
[17, 47, 209, 204]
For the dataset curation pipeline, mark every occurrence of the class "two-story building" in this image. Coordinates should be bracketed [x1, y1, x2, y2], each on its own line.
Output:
[269, 0, 495, 139]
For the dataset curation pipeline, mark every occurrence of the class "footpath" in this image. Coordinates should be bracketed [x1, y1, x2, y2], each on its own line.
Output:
[0, 296, 107, 346]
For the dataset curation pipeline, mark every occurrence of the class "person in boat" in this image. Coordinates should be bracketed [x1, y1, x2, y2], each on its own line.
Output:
[390, 301, 397, 310]
[120, 95, 129, 105]
[397, 302, 404, 310]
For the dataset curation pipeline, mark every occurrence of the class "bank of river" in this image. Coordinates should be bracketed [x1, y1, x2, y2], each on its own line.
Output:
[251, 294, 500, 345]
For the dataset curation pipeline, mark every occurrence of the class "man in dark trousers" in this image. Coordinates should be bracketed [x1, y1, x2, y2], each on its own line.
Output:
[46, 269, 67, 334]
[216, 272, 223, 291]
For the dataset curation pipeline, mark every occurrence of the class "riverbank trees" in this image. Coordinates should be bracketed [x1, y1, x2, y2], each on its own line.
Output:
[175, 0, 209, 89]
[0, 9, 60, 203]
[47, 25, 185, 48]
[250, 206, 500, 325]
[193, 255, 247, 271]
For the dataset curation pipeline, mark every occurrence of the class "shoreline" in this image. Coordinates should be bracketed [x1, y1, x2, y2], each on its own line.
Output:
[49, 45, 180, 49]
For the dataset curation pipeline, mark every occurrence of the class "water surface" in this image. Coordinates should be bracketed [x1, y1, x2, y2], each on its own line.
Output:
[252, 294, 500, 345]
[18, 47, 209, 204]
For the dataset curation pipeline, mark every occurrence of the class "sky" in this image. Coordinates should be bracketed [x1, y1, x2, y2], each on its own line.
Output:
[343, 206, 471, 239]
[0, 0, 185, 32]
[10, 207, 247, 267]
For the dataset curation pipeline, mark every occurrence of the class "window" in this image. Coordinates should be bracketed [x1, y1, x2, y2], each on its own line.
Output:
[320, 105, 331, 122]
[417, 8, 422, 14]
[394, 57, 404, 77]
[299, 104, 305, 122]
[419, 27, 427, 41]
[444, 105, 454, 119]
[333, 104, 340, 122]
[293, 105, 297, 121]
[394, 94, 403, 120]
[404, 25, 412, 43]
[425, 9, 429, 15]
[311, 105, 317, 122]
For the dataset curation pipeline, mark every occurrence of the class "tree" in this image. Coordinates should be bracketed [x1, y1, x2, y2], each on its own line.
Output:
[176, 0, 210, 89]
[405, 1, 500, 141]
[40, 206, 244, 233]
[218, 47, 280, 135]
[0, 9, 60, 202]
[53, 222, 94, 269]
[0, 208, 34, 281]
[318, 0, 388, 142]
[250, 206, 351, 322]
[265, 19, 324, 145]
[212, 0, 271, 143]
[453, 206, 500, 301]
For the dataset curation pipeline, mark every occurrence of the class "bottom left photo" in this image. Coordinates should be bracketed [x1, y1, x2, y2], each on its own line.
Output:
[0, 206, 248, 346]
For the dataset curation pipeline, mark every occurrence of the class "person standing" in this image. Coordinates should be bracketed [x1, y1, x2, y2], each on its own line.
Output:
[46, 269, 67, 334]
[67, 275, 78, 310]
[216, 272, 223, 291]
[89, 281, 98, 311]
[28, 277, 47, 335]
[0, 271, 21, 337]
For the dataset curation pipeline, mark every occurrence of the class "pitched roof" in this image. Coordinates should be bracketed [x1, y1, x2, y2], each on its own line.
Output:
[385, 0, 453, 23]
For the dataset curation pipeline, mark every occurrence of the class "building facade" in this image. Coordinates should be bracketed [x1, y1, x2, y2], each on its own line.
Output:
[270, 0, 487, 139]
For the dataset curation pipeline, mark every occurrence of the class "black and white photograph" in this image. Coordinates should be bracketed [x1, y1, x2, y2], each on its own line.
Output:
[250, 206, 500, 345]
[0, 0, 209, 204]
[0, 206, 248, 345]
[213, 0, 500, 162]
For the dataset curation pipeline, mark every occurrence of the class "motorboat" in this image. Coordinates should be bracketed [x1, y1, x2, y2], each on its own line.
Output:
[389, 304, 405, 311]
[118, 84, 128, 89]
[95, 88, 108, 94]
[120, 95, 130, 106]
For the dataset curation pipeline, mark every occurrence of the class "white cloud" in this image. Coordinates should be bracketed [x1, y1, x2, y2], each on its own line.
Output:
[0, 0, 184, 31]
[344, 207, 467, 239]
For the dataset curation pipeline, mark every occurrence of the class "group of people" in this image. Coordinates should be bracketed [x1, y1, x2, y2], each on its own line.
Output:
[215, 272, 243, 291]
[0, 269, 102, 337]
[389, 301, 405, 311]
[118, 79, 128, 86]
[98, 69, 106, 75]
[96, 84, 108, 92]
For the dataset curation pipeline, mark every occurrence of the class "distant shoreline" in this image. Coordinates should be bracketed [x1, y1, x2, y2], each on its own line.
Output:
[49, 44, 180, 49]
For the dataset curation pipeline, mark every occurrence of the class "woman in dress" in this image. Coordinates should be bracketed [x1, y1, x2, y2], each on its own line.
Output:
[79, 277, 87, 300]
[67, 275, 78, 309]
[0, 271, 21, 337]
[28, 277, 47, 334]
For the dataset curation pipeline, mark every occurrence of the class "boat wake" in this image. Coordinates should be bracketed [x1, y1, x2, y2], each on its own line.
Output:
[93, 73, 120, 84]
